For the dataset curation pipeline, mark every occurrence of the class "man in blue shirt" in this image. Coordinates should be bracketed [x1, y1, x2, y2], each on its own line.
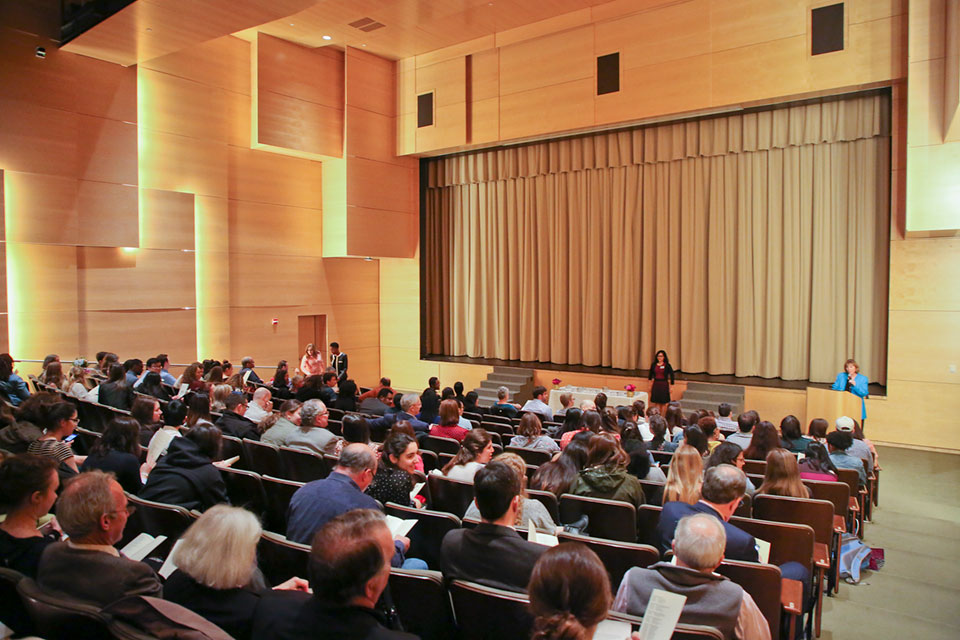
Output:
[827, 430, 867, 487]
[366, 393, 429, 441]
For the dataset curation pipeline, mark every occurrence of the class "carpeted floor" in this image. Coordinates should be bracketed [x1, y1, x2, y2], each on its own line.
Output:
[817, 445, 960, 640]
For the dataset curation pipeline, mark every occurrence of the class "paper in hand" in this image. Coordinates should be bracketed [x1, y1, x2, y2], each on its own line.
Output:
[635, 589, 687, 640]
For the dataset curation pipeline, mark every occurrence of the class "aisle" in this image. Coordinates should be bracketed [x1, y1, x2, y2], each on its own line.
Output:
[818, 445, 960, 640]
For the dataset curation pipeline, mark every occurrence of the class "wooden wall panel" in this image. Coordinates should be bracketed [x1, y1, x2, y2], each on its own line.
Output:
[76, 181, 139, 248]
[77, 248, 195, 311]
[258, 90, 345, 157]
[346, 158, 415, 213]
[227, 200, 323, 257]
[594, 0, 710, 69]
[78, 310, 197, 365]
[0, 99, 77, 178]
[142, 36, 251, 96]
[888, 238, 960, 311]
[346, 208, 417, 258]
[499, 79, 594, 139]
[347, 48, 397, 117]
[138, 68, 233, 142]
[887, 310, 960, 385]
[229, 255, 327, 308]
[742, 387, 808, 428]
[498, 26, 593, 96]
[138, 128, 228, 198]
[140, 188, 195, 251]
[347, 106, 396, 162]
[3, 173, 79, 245]
[76, 115, 138, 186]
[227, 146, 323, 209]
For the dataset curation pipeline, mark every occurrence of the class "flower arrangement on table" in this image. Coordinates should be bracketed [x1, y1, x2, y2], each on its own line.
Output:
[552, 378, 562, 388]
[624, 383, 636, 397]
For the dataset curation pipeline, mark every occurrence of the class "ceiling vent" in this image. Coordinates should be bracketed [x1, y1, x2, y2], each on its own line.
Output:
[348, 17, 386, 32]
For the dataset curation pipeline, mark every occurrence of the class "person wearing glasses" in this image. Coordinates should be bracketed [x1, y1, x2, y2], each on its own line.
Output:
[26, 401, 84, 478]
[36, 470, 162, 607]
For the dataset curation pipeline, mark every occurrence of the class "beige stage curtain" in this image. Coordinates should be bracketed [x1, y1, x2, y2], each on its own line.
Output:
[424, 93, 890, 384]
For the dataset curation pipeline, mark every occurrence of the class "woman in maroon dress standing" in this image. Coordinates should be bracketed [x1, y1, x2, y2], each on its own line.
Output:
[646, 350, 675, 415]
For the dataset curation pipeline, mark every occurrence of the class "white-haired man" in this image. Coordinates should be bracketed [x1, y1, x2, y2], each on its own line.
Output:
[613, 513, 769, 640]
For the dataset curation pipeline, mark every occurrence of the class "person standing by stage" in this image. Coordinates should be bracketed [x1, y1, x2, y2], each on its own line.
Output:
[831, 358, 868, 422]
[329, 342, 348, 383]
[647, 350, 675, 415]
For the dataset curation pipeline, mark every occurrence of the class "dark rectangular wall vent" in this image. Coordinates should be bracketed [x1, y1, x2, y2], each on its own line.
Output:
[418, 92, 434, 128]
[811, 3, 844, 55]
[349, 17, 386, 32]
[597, 52, 620, 95]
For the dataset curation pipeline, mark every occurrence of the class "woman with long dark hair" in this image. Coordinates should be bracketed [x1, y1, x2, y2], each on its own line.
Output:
[98, 363, 134, 410]
[441, 429, 493, 482]
[647, 349, 675, 415]
[530, 436, 590, 497]
[0, 454, 60, 577]
[799, 442, 839, 482]
[743, 421, 781, 461]
[528, 544, 612, 640]
[271, 361, 292, 399]
[571, 434, 644, 508]
[366, 430, 421, 508]
[81, 416, 143, 494]
[560, 410, 602, 449]
[0, 353, 30, 406]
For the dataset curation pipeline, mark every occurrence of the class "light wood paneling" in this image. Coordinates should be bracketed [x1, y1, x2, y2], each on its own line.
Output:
[498, 26, 593, 96]
[0, 98, 77, 178]
[77, 248, 195, 311]
[79, 309, 197, 364]
[5, 243, 79, 313]
[76, 181, 139, 248]
[866, 380, 960, 449]
[323, 257, 381, 305]
[909, 0, 947, 63]
[229, 255, 327, 308]
[346, 208, 416, 258]
[258, 35, 344, 109]
[328, 303, 381, 349]
[470, 49, 500, 100]
[227, 146, 323, 209]
[3, 173, 79, 245]
[380, 347, 444, 392]
[378, 257, 421, 304]
[742, 386, 808, 428]
[346, 157, 415, 214]
[437, 362, 495, 392]
[61, 0, 317, 66]
[471, 97, 500, 144]
[347, 106, 397, 161]
[258, 90, 345, 157]
[140, 188, 195, 251]
[416, 58, 467, 105]
[137, 68, 233, 143]
[595, 0, 710, 68]
[596, 54, 712, 124]
[138, 127, 229, 198]
[888, 238, 960, 311]
[227, 200, 323, 257]
[142, 36, 252, 95]
[76, 115, 138, 186]
[499, 78, 594, 139]
[887, 310, 960, 384]
[347, 47, 397, 117]
[380, 301, 420, 349]
[710, 36, 808, 106]
[710, 0, 804, 52]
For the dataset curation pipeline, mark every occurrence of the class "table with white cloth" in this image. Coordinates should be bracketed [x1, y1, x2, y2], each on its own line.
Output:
[547, 386, 648, 414]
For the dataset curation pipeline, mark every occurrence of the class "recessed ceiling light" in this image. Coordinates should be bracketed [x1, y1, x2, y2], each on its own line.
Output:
[289, 23, 295, 26]
[361, 43, 367, 47]
[322, 35, 332, 40]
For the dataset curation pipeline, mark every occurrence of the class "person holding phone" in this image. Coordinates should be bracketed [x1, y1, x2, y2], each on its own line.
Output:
[831, 358, 869, 421]
[26, 402, 84, 479]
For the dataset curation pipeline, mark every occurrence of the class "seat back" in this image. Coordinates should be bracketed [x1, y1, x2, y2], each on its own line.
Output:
[605, 611, 724, 640]
[729, 516, 814, 570]
[559, 494, 637, 542]
[125, 495, 194, 558]
[242, 438, 283, 478]
[420, 449, 440, 474]
[753, 494, 834, 545]
[448, 579, 533, 640]
[650, 451, 673, 467]
[482, 413, 512, 425]
[16, 576, 111, 640]
[0, 567, 35, 636]
[526, 489, 560, 524]
[557, 532, 659, 590]
[74, 398, 106, 432]
[427, 474, 475, 517]
[743, 459, 767, 476]
[504, 446, 552, 466]
[636, 504, 662, 548]
[384, 502, 461, 571]
[219, 467, 267, 521]
[389, 569, 455, 640]
[639, 480, 664, 505]
[480, 421, 514, 437]
[73, 426, 102, 456]
[836, 468, 861, 497]
[803, 478, 850, 517]
[733, 492, 752, 518]
[262, 475, 304, 534]
[257, 532, 310, 587]
[279, 446, 333, 482]
[218, 434, 244, 466]
[715, 560, 781, 640]
[422, 435, 461, 455]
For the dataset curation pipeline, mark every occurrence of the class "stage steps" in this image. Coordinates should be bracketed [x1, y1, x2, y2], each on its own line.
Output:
[678, 381, 745, 415]
[475, 366, 535, 406]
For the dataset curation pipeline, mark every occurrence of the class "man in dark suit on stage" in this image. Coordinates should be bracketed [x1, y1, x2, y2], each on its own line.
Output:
[658, 464, 758, 561]
[440, 461, 546, 593]
[330, 342, 348, 383]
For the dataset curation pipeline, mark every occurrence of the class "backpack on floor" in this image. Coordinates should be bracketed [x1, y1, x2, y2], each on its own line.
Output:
[838, 533, 873, 584]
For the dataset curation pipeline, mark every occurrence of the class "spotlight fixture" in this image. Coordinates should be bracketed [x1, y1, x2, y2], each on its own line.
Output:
[35, 46, 46, 58]
[322, 35, 332, 40]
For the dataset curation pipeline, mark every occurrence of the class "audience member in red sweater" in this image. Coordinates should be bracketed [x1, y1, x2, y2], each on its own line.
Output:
[430, 399, 469, 442]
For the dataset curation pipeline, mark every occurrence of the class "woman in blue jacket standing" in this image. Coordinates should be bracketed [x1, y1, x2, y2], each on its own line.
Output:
[831, 358, 868, 421]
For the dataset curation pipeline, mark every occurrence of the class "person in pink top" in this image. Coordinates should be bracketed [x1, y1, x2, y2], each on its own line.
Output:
[798, 442, 839, 482]
[429, 399, 469, 442]
[299, 343, 323, 377]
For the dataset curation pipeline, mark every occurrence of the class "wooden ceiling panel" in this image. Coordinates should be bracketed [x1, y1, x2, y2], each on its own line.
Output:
[61, 0, 318, 66]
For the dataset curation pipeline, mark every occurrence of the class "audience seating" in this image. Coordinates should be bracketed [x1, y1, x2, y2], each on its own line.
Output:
[0, 567, 35, 637]
[242, 438, 284, 479]
[218, 467, 267, 523]
[420, 449, 440, 473]
[257, 532, 310, 587]
[384, 502, 461, 571]
[262, 475, 303, 534]
[422, 435, 462, 455]
[481, 414, 512, 426]
[835, 468, 867, 536]
[526, 489, 560, 524]
[743, 460, 767, 476]
[448, 579, 533, 640]
[504, 446, 552, 466]
[557, 531, 659, 591]
[558, 494, 637, 543]
[388, 568, 456, 640]
[651, 451, 673, 466]
[123, 495, 193, 559]
[636, 504, 663, 548]
[605, 611, 725, 640]
[639, 480, 664, 505]
[427, 474, 475, 517]
[16, 576, 112, 640]
[715, 560, 783, 640]
[218, 434, 244, 466]
[74, 426, 101, 455]
[734, 493, 753, 518]
[279, 446, 332, 482]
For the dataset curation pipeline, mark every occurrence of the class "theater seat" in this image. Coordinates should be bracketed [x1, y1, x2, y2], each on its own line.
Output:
[16, 576, 111, 640]
[448, 579, 533, 640]
[389, 568, 455, 640]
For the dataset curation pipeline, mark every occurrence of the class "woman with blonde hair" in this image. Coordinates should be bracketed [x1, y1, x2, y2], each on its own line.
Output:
[662, 444, 702, 505]
[299, 343, 323, 377]
[63, 365, 93, 398]
[163, 505, 308, 640]
[464, 452, 558, 531]
[210, 383, 233, 413]
[757, 448, 812, 499]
